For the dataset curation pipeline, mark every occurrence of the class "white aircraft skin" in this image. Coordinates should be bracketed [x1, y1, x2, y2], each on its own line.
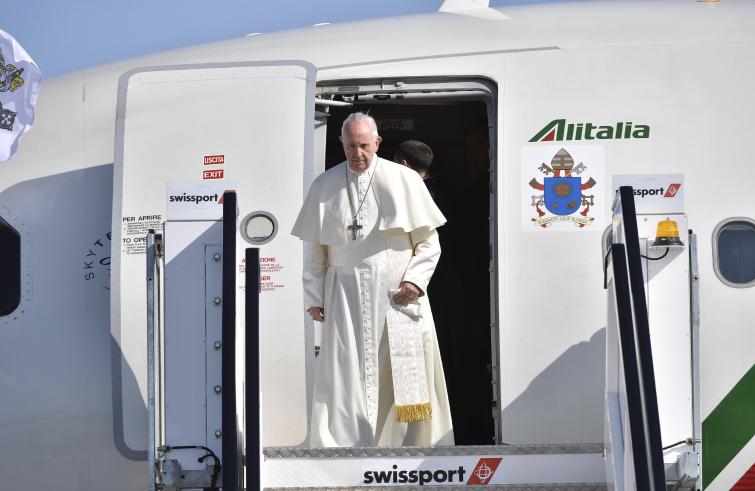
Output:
[1, 1, 754, 489]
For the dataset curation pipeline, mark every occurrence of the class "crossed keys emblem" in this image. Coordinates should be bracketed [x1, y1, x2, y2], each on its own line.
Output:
[0, 60, 25, 93]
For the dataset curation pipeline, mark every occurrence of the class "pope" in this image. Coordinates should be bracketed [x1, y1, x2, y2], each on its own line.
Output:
[291, 112, 454, 447]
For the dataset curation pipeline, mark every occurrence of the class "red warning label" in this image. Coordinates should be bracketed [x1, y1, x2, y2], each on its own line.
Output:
[203, 169, 225, 180]
[204, 155, 225, 165]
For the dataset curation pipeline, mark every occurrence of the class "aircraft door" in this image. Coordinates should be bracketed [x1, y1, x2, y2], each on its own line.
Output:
[112, 61, 317, 462]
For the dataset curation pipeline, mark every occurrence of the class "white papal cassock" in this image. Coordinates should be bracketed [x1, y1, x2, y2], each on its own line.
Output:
[291, 156, 454, 447]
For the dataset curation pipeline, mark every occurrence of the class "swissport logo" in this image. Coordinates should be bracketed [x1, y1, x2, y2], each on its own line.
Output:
[467, 458, 503, 485]
[168, 192, 220, 205]
[362, 458, 502, 486]
[530, 119, 650, 142]
[665, 183, 681, 197]
[630, 184, 682, 199]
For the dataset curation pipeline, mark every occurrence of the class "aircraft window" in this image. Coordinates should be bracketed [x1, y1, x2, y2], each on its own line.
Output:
[240, 211, 278, 245]
[713, 218, 755, 288]
[0, 216, 21, 316]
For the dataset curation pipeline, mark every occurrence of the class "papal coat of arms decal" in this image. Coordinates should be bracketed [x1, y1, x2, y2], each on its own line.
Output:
[522, 146, 604, 231]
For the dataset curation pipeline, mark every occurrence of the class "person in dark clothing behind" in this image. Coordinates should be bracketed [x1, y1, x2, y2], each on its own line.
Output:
[393, 140, 449, 214]
[393, 139, 432, 177]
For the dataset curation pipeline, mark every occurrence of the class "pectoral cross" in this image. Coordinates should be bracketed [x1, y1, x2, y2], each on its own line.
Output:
[348, 218, 363, 240]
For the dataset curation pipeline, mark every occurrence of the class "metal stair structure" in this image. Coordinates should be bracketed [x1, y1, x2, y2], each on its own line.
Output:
[146, 189, 700, 490]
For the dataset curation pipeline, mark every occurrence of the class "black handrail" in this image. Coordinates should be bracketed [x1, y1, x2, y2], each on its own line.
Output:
[222, 191, 241, 491]
[245, 247, 261, 490]
[609, 186, 666, 490]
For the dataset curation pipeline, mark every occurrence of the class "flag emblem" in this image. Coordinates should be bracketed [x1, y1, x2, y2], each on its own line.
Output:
[0, 30, 42, 161]
[0, 102, 16, 131]
[0, 57, 25, 93]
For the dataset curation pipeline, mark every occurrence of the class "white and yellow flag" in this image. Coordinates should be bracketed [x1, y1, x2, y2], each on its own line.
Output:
[0, 29, 42, 161]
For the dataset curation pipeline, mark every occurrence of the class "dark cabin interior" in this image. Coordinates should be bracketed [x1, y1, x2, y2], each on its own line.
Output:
[324, 100, 496, 445]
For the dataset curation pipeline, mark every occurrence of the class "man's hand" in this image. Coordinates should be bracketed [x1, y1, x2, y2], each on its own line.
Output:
[392, 281, 421, 305]
[307, 307, 325, 322]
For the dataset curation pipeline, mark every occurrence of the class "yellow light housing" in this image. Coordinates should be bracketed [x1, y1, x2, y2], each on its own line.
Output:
[652, 218, 684, 247]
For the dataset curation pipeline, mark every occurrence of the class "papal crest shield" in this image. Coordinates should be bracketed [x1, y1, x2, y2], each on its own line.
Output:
[544, 177, 581, 216]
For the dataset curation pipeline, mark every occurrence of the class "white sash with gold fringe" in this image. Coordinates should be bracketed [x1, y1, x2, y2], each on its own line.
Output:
[385, 242, 432, 423]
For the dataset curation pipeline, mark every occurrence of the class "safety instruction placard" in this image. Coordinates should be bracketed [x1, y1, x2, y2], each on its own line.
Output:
[121, 214, 163, 255]
[239, 256, 285, 292]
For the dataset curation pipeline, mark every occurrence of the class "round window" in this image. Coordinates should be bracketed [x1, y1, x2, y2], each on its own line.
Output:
[712, 217, 755, 288]
[240, 211, 278, 245]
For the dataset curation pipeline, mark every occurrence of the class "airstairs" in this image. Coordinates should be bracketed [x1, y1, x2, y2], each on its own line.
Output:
[145, 190, 700, 490]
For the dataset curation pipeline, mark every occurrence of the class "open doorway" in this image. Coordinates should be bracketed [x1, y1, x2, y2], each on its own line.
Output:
[315, 78, 498, 445]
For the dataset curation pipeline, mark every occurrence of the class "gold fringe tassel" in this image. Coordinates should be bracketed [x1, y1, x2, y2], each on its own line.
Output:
[395, 402, 432, 423]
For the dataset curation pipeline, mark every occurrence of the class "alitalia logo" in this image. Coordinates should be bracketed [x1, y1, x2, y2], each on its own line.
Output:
[529, 119, 650, 142]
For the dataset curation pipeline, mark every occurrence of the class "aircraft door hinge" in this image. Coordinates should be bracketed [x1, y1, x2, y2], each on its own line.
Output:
[381, 80, 405, 91]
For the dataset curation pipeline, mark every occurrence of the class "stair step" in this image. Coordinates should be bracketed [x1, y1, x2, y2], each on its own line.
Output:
[264, 485, 607, 490]
[262, 444, 606, 489]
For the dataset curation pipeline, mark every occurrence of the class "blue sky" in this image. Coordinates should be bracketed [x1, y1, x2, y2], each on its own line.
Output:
[2, 0, 564, 79]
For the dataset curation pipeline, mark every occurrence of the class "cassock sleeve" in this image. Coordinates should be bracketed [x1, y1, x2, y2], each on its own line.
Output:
[303, 241, 328, 311]
[401, 229, 441, 296]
